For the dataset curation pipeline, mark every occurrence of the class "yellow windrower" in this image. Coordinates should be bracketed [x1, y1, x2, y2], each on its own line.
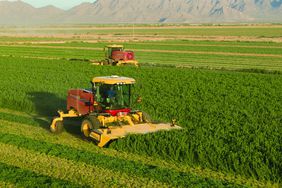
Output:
[50, 75, 181, 147]
[92, 45, 139, 67]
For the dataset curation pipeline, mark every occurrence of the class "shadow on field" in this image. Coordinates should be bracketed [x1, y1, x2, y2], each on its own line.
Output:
[28, 92, 82, 137]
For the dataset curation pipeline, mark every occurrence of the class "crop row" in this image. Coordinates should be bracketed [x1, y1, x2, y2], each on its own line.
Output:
[0, 111, 272, 187]
[0, 132, 239, 187]
[41, 39, 282, 48]
[0, 56, 281, 183]
[0, 141, 166, 188]
[0, 45, 281, 71]
[0, 45, 102, 59]
[41, 41, 282, 55]
[0, 161, 79, 188]
[0, 111, 45, 127]
[2, 114, 264, 187]
[113, 67, 282, 182]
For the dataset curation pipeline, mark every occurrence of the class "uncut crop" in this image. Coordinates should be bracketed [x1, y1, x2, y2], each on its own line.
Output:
[0, 56, 281, 184]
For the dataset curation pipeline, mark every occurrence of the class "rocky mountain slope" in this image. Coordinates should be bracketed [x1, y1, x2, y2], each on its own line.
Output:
[0, 0, 281, 25]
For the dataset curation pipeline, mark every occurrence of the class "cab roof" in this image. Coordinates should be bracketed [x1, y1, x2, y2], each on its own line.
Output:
[92, 75, 136, 85]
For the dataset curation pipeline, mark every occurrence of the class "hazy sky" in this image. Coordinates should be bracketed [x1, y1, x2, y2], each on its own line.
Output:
[3, 0, 95, 10]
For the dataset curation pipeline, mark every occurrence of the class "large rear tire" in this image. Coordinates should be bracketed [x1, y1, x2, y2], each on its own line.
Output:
[50, 120, 64, 134]
[81, 117, 101, 137]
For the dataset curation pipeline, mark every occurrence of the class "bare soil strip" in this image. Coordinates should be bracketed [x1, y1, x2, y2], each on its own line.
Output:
[1, 24, 282, 31]
[136, 49, 282, 58]
[1, 33, 282, 43]
[130, 42, 282, 49]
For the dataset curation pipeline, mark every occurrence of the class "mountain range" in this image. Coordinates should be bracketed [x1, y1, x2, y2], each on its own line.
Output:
[0, 0, 281, 25]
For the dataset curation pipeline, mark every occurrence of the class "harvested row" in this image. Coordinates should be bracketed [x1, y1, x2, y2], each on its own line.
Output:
[0, 159, 80, 188]
[0, 45, 282, 71]
[2, 41, 282, 56]
[0, 131, 239, 187]
[41, 40, 282, 48]
[0, 143, 164, 188]
[0, 115, 265, 187]
[7, 40, 282, 55]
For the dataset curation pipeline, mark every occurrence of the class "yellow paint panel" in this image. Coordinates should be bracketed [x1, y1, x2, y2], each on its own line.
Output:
[92, 76, 135, 85]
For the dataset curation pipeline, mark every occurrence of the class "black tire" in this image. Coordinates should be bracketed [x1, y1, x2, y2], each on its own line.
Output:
[81, 117, 101, 137]
[50, 120, 64, 134]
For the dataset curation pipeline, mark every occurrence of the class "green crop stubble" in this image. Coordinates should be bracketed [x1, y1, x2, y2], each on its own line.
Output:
[8, 41, 282, 55]
[0, 131, 242, 188]
[0, 45, 101, 59]
[0, 160, 81, 188]
[0, 112, 46, 127]
[1, 40, 282, 71]
[0, 143, 167, 188]
[0, 116, 266, 187]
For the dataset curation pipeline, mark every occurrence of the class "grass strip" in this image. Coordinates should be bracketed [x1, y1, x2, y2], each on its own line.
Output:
[0, 118, 269, 187]
[0, 132, 242, 188]
[0, 143, 164, 188]
[0, 161, 80, 188]
[0, 112, 47, 127]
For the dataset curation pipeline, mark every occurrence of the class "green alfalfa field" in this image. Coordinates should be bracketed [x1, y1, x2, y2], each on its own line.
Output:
[0, 25, 281, 187]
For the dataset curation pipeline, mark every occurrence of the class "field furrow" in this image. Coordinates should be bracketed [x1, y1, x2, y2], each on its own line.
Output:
[0, 159, 81, 188]
[0, 143, 166, 188]
[0, 115, 275, 188]
[0, 120, 244, 187]
[1, 44, 282, 57]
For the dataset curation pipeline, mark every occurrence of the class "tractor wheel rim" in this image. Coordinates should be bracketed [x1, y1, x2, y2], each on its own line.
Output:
[82, 123, 90, 137]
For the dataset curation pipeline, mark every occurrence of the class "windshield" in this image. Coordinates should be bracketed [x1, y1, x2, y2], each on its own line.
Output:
[94, 83, 131, 110]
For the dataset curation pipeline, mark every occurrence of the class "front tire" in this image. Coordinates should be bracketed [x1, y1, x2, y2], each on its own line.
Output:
[81, 117, 101, 137]
[50, 120, 64, 134]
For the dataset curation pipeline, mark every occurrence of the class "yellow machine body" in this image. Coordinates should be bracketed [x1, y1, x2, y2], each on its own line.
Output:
[51, 109, 181, 147]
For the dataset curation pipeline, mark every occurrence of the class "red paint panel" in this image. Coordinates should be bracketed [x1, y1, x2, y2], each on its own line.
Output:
[111, 51, 135, 61]
[104, 108, 131, 116]
[67, 89, 94, 115]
